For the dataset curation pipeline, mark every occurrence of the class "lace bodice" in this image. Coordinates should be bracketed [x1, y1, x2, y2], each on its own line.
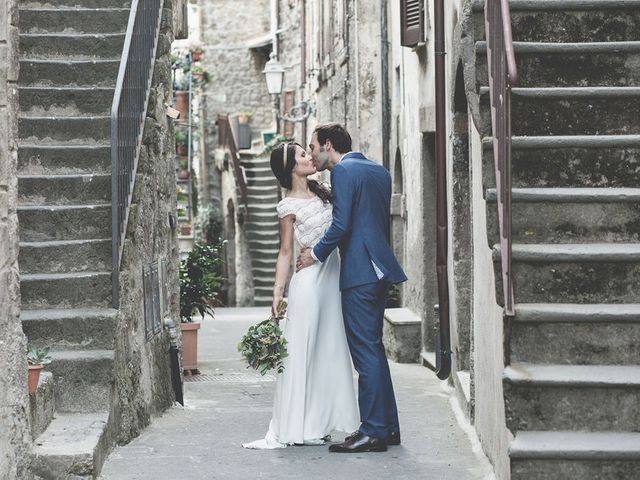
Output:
[276, 196, 333, 248]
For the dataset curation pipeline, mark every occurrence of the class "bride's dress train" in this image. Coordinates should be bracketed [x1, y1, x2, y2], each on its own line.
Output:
[243, 196, 359, 449]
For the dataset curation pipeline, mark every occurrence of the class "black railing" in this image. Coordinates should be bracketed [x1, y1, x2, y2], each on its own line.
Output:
[485, 0, 517, 318]
[217, 115, 248, 205]
[111, 0, 165, 308]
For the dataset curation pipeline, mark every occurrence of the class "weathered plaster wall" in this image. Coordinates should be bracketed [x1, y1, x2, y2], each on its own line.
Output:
[111, 2, 180, 444]
[0, 1, 32, 478]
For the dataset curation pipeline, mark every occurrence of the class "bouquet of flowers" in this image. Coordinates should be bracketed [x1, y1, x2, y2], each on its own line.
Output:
[237, 300, 289, 375]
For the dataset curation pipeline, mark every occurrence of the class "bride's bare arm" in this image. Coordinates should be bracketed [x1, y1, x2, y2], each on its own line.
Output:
[272, 214, 295, 317]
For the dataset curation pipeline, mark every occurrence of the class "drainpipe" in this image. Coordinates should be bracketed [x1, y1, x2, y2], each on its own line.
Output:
[300, 0, 307, 146]
[434, 0, 451, 380]
[380, 0, 390, 170]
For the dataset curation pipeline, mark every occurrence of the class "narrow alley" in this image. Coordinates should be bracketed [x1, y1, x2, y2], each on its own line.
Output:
[100, 308, 493, 480]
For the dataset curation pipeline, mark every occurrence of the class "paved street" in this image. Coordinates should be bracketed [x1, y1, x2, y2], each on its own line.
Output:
[100, 308, 494, 480]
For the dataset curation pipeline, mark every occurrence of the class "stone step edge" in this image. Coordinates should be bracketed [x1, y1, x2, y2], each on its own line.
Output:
[472, 0, 640, 12]
[504, 363, 640, 387]
[482, 135, 640, 150]
[18, 203, 110, 211]
[479, 86, 640, 98]
[32, 412, 109, 457]
[510, 431, 640, 460]
[19, 115, 111, 121]
[514, 303, 640, 323]
[19, 173, 111, 180]
[49, 349, 114, 362]
[486, 187, 640, 203]
[476, 41, 640, 54]
[21, 307, 118, 322]
[18, 142, 110, 149]
[21, 271, 111, 282]
[19, 7, 131, 11]
[20, 238, 110, 248]
[21, 33, 125, 39]
[493, 243, 640, 262]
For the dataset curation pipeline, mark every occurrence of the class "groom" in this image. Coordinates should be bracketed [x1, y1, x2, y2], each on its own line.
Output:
[297, 123, 407, 453]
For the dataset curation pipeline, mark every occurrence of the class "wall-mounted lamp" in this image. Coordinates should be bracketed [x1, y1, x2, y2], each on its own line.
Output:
[262, 52, 314, 123]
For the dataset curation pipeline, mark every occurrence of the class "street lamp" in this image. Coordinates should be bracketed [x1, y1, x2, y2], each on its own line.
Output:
[262, 52, 314, 123]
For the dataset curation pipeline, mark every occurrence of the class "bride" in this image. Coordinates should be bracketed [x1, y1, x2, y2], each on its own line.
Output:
[242, 142, 359, 449]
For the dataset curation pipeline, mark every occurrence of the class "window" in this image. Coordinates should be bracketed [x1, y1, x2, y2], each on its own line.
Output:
[400, 0, 425, 48]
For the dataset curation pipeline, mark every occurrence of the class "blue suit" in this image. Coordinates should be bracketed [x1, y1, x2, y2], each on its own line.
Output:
[313, 152, 407, 438]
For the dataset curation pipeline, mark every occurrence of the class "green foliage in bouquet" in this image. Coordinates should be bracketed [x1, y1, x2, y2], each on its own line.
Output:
[180, 242, 225, 322]
[237, 300, 289, 375]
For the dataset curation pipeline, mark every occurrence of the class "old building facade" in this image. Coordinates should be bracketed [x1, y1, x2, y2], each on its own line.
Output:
[0, 0, 187, 477]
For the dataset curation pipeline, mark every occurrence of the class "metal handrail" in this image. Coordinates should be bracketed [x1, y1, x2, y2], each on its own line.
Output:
[217, 115, 248, 205]
[485, 0, 517, 319]
[111, 0, 165, 308]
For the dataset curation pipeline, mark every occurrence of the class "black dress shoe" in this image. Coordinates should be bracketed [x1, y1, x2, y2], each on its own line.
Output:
[329, 431, 387, 453]
[345, 430, 400, 446]
[387, 431, 401, 446]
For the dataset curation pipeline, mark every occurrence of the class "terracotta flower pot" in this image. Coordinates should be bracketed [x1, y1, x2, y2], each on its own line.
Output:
[177, 169, 190, 180]
[176, 144, 188, 156]
[191, 51, 203, 62]
[180, 224, 192, 236]
[175, 91, 189, 120]
[180, 322, 201, 371]
[28, 364, 44, 395]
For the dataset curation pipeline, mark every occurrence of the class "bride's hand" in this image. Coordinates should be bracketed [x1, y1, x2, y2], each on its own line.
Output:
[272, 295, 284, 320]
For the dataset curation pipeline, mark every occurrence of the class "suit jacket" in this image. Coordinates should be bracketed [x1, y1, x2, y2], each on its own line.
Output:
[312, 152, 408, 290]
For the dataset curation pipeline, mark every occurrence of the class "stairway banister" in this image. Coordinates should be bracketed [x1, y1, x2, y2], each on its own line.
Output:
[485, 0, 517, 331]
[111, 0, 165, 309]
[217, 115, 248, 205]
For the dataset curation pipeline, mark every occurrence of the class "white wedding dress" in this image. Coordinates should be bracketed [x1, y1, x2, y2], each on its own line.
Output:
[243, 195, 360, 449]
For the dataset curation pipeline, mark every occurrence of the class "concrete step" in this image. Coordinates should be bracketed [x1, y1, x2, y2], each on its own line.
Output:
[19, 174, 111, 205]
[504, 363, 640, 432]
[480, 87, 640, 136]
[253, 276, 275, 288]
[19, 115, 110, 143]
[29, 371, 55, 440]
[247, 184, 280, 193]
[23, 0, 130, 7]
[482, 135, 640, 189]
[19, 58, 119, 87]
[19, 86, 115, 116]
[19, 239, 111, 274]
[511, 303, 640, 365]
[21, 271, 112, 309]
[247, 176, 278, 188]
[20, 33, 125, 60]
[249, 238, 280, 249]
[473, 0, 640, 43]
[18, 143, 111, 174]
[47, 349, 113, 412]
[476, 41, 640, 88]
[246, 193, 279, 203]
[509, 430, 640, 480]
[253, 295, 273, 306]
[22, 308, 117, 350]
[19, 7, 130, 34]
[486, 188, 640, 244]
[18, 204, 111, 241]
[493, 243, 640, 303]
[31, 412, 110, 479]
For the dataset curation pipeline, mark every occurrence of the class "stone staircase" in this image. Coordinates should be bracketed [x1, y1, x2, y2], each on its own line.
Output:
[241, 153, 280, 306]
[18, 0, 128, 477]
[474, 1, 640, 478]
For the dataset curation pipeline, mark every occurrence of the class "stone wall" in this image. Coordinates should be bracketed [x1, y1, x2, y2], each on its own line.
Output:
[200, 0, 273, 134]
[110, 2, 180, 444]
[0, 1, 32, 478]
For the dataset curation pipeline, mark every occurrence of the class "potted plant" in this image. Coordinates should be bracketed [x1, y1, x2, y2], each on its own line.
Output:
[175, 129, 188, 156]
[180, 223, 192, 236]
[174, 76, 191, 120]
[192, 65, 211, 85]
[190, 46, 204, 62]
[237, 111, 252, 124]
[179, 242, 224, 373]
[177, 158, 190, 179]
[27, 344, 52, 395]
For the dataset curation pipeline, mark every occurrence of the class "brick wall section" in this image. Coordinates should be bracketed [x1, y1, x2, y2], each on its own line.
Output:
[0, 1, 32, 478]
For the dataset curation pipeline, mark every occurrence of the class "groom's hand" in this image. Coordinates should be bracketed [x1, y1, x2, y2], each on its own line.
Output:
[296, 248, 316, 272]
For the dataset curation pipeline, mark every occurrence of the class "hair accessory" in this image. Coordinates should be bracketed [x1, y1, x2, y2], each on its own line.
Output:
[282, 142, 291, 170]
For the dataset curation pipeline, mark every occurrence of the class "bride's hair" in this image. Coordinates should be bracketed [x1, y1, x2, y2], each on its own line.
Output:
[270, 142, 332, 203]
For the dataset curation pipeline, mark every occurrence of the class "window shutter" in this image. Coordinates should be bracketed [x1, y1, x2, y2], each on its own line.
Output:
[400, 0, 424, 47]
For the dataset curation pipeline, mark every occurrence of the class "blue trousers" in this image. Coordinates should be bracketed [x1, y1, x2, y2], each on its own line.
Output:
[341, 281, 399, 438]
